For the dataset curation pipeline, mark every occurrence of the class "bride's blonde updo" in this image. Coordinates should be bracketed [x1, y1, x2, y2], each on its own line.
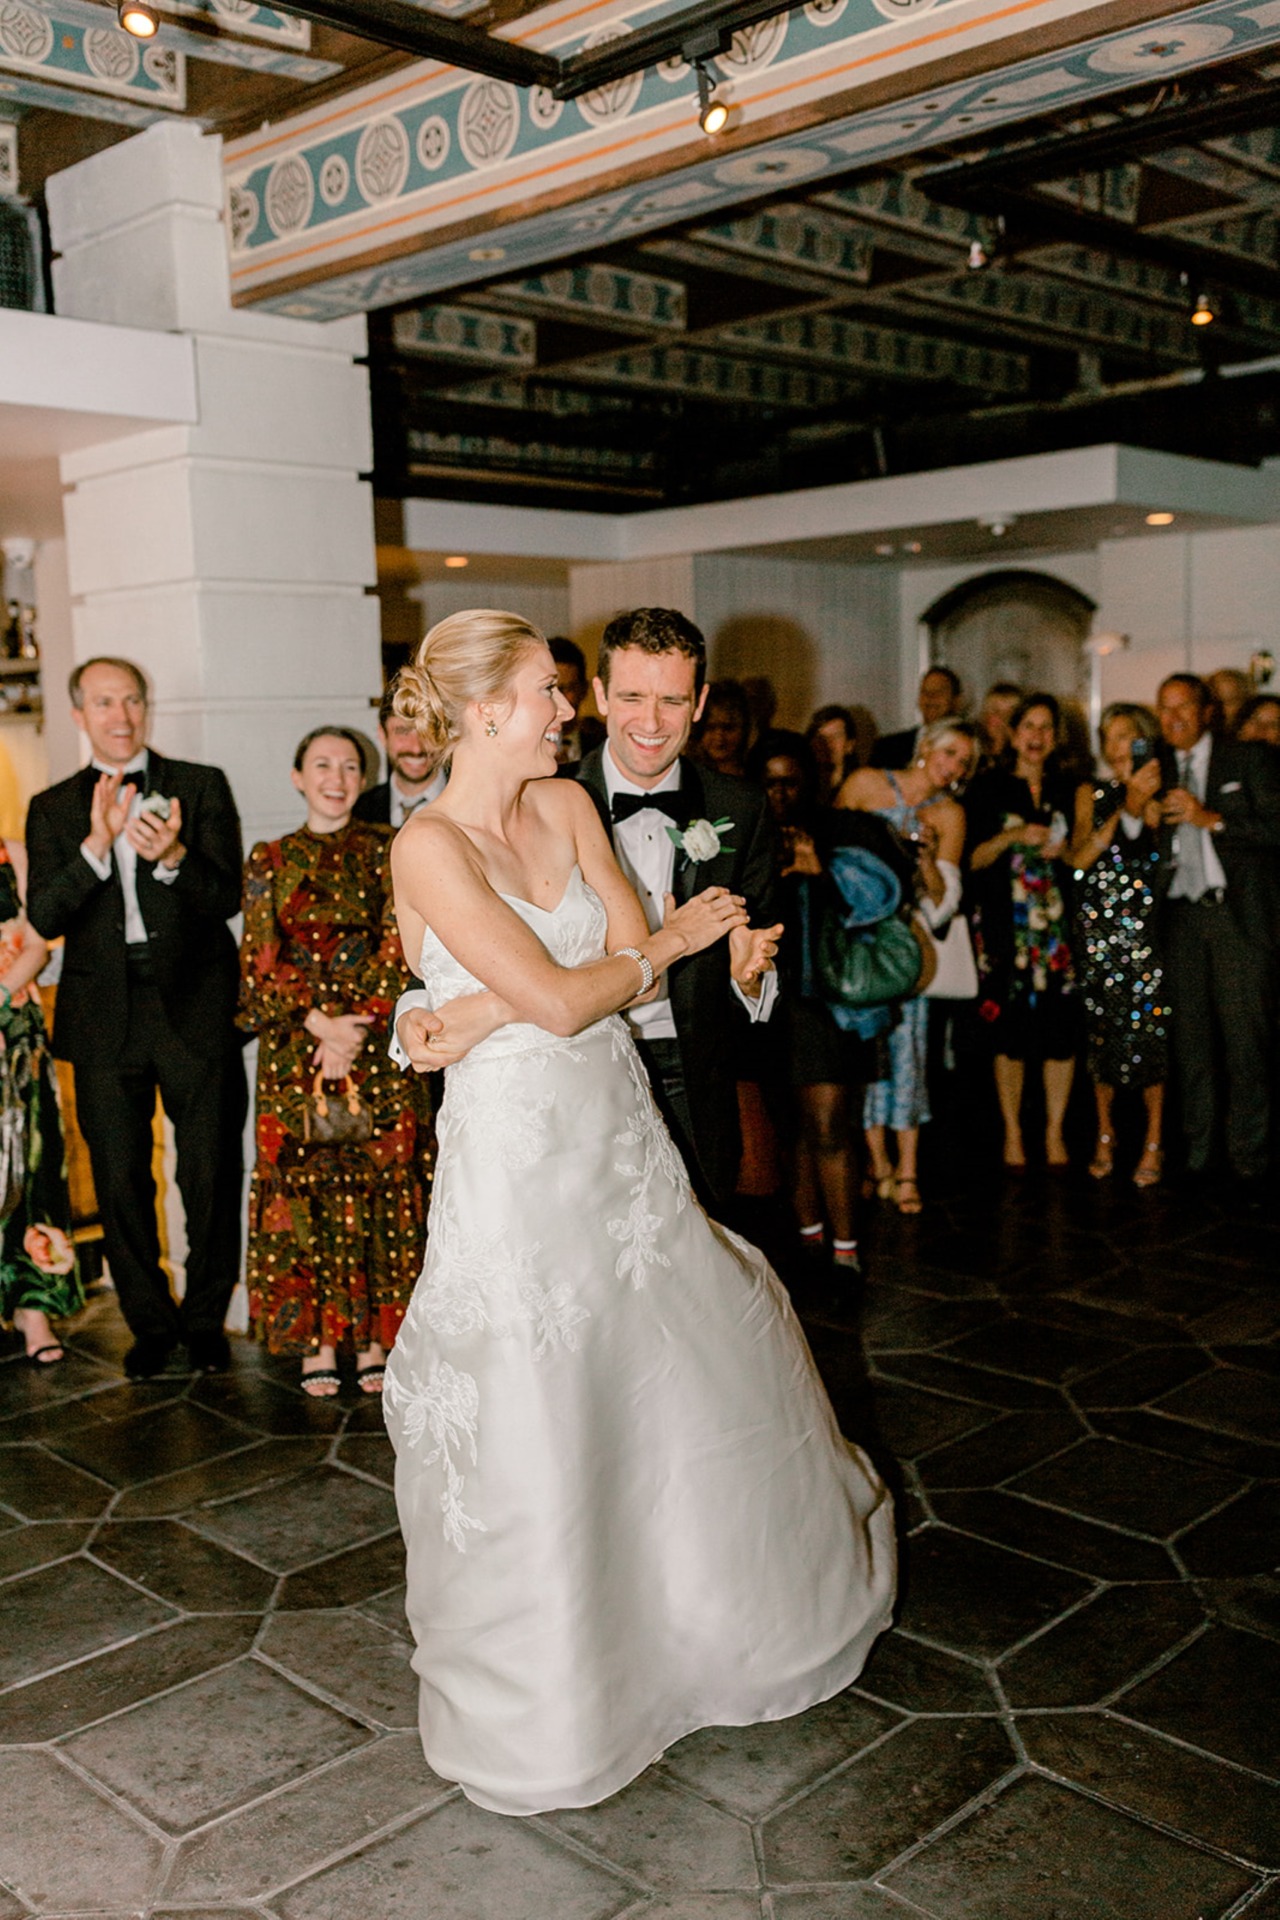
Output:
[394, 609, 546, 760]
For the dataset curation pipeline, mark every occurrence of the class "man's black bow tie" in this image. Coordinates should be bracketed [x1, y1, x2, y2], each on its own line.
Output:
[611, 790, 686, 825]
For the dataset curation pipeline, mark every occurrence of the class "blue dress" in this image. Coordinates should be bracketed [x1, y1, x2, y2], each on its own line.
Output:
[861, 775, 931, 1132]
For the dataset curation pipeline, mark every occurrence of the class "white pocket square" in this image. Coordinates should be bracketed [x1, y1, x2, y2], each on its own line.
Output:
[1220, 781, 1242, 794]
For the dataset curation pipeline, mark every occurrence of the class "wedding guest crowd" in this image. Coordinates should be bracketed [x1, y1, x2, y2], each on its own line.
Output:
[4, 631, 1279, 1379]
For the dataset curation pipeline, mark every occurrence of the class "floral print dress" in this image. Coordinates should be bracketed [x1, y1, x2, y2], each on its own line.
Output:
[964, 767, 1081, 1061]
[0, 847, 81, 1323]
[239, 823, 429, 1357]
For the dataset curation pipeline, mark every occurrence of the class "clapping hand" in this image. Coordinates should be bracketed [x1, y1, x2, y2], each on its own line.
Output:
[1163, 786, 1214, 830]
[86, 772, 137, 863]
[729, 921, 783, 997]
[125, 796, 184, 869]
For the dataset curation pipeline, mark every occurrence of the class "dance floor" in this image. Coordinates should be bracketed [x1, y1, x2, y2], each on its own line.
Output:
[0, 1171, 1275, 1919]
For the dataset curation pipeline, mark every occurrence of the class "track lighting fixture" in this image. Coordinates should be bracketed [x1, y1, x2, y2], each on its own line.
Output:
[967, 240, 988, 272]
[1191, 291, 1216, 327]
[694, 61, 728, 136]
[118, 0, 158, 34]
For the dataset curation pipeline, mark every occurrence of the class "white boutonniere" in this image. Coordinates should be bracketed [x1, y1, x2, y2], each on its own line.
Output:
[667, 816, 735, 866]
[139, 792, 173, 821]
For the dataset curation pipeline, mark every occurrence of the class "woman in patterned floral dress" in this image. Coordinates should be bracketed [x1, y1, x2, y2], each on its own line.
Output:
[0, 839, 81, 1362]
[239, 728, 427, 1396]
[965, 694, 1089, 1170]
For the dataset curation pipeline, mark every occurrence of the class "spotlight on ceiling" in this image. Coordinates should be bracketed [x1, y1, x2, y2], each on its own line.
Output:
[1145, 512, 1175, 527]
[694, 61, 729, 136]
[1191, 291, 1216, 327]
[978, 514, 1016, 538]
[118, 0, 158, 33]
[443, 555, 469, 568]
[967, 239, 988, 272]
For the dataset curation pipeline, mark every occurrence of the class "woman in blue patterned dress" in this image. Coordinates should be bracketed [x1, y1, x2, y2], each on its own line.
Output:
[1069, 703, 1169, 1187]
[836, 721, 979, 1213]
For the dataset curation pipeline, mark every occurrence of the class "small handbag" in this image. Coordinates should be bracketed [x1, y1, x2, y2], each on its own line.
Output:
[923, 914, 979, 1001]
[302, 1071, 373, 1147]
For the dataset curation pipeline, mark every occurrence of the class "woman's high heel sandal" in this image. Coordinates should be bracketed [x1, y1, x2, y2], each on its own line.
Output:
[1133, 1142, 1163, 1189]
[1089, 1133, 1115, 1180]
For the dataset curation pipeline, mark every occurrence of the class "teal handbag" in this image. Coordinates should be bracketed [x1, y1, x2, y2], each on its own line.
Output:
[818, 909, 924, 1009]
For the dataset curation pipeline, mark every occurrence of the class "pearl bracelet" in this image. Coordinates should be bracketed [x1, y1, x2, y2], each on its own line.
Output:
[613, 946, 654, 996]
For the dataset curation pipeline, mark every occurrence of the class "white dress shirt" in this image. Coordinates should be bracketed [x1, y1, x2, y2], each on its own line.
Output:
[79, 753, 178, 945]
[601, 746, 776, 1040]
[390, 766, 447, 829]
[1168, 731, 1227, 899]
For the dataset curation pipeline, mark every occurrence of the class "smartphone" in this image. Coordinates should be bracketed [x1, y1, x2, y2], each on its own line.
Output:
[1130, 736, 1156, 772]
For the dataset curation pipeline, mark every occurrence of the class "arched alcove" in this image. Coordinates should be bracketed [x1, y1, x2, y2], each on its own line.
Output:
[923, 569, 1097, 706]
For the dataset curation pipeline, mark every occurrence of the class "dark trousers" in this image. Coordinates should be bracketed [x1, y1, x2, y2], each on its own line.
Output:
[73, 963, 247, 1345]
[1166, 895, 1272, 1179]
[634, 1032, 721, 1211]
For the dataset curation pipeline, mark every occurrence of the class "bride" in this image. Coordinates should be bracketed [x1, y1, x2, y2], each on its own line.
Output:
[384, 609, 896, 1818]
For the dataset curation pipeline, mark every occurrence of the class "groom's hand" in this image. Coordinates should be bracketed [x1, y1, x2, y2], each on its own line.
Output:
[729, 922, 782, 998]
[396, 1005, 446, 1071]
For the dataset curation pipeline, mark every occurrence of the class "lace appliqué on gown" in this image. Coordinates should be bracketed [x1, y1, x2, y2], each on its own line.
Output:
[609, 1039, 690, 1289]
[384, 1358, 486, 1552]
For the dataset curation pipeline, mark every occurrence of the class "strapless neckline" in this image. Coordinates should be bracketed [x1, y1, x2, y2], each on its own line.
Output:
[497, 863, 583, 918]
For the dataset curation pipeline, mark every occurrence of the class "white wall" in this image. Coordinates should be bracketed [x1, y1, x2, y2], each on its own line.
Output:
[694, 553, 899, 731]
[410, 576, 571, 639]
[568, 556, 697, 672]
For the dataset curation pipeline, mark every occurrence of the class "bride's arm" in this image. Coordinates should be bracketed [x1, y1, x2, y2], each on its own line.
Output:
[391, 809, 746, 1040]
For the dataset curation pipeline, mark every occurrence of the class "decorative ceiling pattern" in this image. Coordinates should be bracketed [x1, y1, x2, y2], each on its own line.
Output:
[225, 0, 1280, 317]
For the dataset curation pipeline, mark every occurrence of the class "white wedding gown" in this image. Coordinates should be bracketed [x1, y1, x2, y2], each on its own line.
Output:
[383, 865, 896, 1816]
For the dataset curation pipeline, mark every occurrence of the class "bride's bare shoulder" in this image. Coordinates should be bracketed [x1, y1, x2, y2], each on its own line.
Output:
[391, 809, 477, 889]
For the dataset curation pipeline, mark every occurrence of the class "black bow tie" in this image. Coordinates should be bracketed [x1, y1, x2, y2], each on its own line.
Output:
[611, 789, 685, 826]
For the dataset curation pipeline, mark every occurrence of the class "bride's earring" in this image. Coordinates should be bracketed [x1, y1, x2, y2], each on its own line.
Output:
[485, 719, 499, 737]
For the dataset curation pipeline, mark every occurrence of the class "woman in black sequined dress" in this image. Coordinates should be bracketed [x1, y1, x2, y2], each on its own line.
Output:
[1069, 703, 1169, 1188]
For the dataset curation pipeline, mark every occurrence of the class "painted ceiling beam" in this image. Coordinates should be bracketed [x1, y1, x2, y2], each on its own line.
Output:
[270, 0, 557, 85]
[552, 0, 809, 101]
[465, 263, 686, 332]
[715, 310, 1030, 393]
[922, 73, 1280, 201]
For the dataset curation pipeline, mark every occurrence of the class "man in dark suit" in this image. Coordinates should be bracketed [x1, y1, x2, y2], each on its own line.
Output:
[870, 665, 963, 770]
[353, 678, 446, 829]
[1153, 672, 1280, 1193]
[393, 610, 780, 1209]
[26, 658, 246, 1377]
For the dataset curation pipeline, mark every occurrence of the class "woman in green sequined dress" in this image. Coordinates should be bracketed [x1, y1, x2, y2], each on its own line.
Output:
[0, 839, 81, 1362]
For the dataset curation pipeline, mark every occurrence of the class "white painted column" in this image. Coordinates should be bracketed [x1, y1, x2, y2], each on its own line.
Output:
[46, 119, 380, 848]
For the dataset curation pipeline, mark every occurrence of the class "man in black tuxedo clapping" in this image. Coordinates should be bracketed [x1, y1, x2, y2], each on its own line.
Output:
[26, 659, 246, 1378]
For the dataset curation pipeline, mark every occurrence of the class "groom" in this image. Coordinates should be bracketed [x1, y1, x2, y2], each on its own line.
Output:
[395, 607, 780, 1208]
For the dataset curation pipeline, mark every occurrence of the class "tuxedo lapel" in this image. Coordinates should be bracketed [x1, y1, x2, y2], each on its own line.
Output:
[673, 759, 704, 904]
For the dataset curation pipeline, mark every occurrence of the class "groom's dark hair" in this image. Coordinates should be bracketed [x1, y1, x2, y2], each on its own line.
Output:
[597, 607, 707, 696]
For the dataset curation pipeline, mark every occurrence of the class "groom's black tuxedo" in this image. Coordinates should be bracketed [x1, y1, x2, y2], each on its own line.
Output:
[26, 751, 247, 1349]
[574, 748, 778, 1206]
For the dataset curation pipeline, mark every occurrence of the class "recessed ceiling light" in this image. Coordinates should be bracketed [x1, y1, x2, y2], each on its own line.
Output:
[874, 542, 894, 557]
[443, 555, 469, 568]
[904, 540, 922, 554]
[1145, 512, 1175, 526]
